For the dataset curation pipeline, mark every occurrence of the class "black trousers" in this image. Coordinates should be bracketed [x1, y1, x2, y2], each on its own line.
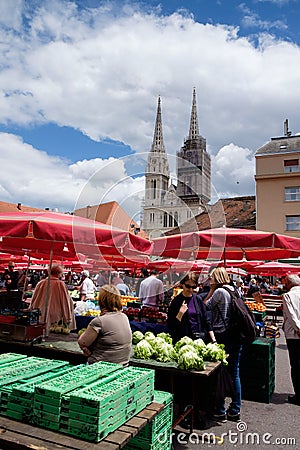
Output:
[286, 339, 300, 399]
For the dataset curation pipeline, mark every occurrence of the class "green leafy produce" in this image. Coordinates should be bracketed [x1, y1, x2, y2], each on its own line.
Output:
[174, 336, 194, 352]
[133, 339, 154, 359]
[144, 331, 156, 345]
[193, 338, 206, 356]
[202, 343, 228, 365]
[177, 344, 197, 358]
[155, 341, 177, 362]
[132, 331, 144, 344]
[177, 351, 205, 371]
[156, 332, 173, 344]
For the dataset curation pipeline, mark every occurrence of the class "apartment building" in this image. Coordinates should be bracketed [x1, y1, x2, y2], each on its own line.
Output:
[255, 120, 300, 237]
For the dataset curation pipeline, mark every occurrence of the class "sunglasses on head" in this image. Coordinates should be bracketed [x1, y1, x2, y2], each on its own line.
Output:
[184, 283, 197, 289]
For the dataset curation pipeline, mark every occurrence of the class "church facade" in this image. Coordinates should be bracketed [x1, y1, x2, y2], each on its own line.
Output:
[142, 88, 211, 238]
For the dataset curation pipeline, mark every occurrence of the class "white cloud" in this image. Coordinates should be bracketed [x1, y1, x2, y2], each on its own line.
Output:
[0, 1, 300, 210]
[0, 132, 145, 219]
[239, 3, 287, 30]
[211, 143, 255, 200]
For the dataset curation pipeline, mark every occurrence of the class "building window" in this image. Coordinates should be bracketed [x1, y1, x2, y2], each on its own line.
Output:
[286, 216, 300, 231]
[163, 212, 168, 227]
[285, 187, 300, 201]
[151, 179, 157, 199]
[168, 214, 173, 227]
[150, 212, 155, 222]
[174, 211, 178, 227]
[284, 159, 299, 173]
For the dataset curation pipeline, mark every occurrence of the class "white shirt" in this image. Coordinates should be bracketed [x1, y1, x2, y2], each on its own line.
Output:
[80, 277, 96, 299]
[283, 285, 300, 339]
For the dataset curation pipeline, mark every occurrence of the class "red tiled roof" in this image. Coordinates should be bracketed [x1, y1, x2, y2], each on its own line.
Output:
[165, 196, 256, 235]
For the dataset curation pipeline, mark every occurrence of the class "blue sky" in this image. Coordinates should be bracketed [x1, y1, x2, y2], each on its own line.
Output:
[0, 0, 300, 220]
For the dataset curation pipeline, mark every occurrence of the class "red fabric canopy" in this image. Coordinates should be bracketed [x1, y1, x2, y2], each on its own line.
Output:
[151, 227, 300, 261]
[250, 261, 300, 276]
[0, 211, 152, 260]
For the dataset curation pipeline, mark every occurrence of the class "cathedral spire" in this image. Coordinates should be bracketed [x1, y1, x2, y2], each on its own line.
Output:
[151, 96, 165, 152]
[189, 87, 199, 140]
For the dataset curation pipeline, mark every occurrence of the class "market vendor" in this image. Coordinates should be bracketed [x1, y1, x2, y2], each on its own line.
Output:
[78, 270, 96, 301]
[29, 264, 76, 337]
[78, 284, 132, 366]
[167, 272, 216, 345]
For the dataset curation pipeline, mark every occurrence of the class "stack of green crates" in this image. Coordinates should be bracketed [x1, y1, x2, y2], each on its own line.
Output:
[33, 361, 122, 431]
[60, 366, 155, 442]
[1, 362, 71, 422]
[0, 353, 27, 366]
[124, 390, 173, 450]
[240, 337, 275, 403]
[0, 356, 69, 418]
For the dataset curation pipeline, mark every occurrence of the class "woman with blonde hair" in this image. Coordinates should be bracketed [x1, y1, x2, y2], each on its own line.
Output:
[204, 267, 242, 423]
[78, 284, 132, 366]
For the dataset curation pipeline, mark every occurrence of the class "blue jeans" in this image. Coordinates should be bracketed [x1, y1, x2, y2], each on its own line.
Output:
[215, 333, 242, 415]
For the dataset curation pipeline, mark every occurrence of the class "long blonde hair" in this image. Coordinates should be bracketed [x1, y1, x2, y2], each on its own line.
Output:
[210, 267, 230, 287]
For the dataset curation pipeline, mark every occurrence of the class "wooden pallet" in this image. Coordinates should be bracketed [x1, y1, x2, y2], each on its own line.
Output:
[0, 402, 164, 450]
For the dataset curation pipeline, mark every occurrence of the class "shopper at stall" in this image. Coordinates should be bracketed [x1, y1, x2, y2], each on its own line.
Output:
[2, 261, 20, 291]
[29, 264, 76, 337]
[204, 267, 242, 422]
[78, 284, 132, 366]
[282, 274, 300, 406]
[135, 268, 149, 297]
[78, 270, 96, 301]
[167, 272, 215, 344]
[139, 269, 164, 309]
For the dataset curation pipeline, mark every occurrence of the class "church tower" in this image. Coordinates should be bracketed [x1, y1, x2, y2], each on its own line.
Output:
[176, 87, 211, 211]
[142, 97, 170, 237]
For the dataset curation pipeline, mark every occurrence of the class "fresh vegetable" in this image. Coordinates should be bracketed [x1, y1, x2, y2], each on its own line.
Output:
[144, 331, 156, 346]
[132, 331, 144, 344]
[202, 343, 228, 365]
[152, 338, 177, 362]
[133, 339, 154, 359]
[177, 344, 197, 358]
[174, 336, 194, 352]
[156, 332, 173, 344]
[177, 350, 205, 371]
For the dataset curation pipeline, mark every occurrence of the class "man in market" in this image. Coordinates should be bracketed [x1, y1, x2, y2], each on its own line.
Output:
[78, 270, 96, 301]
[139, 269, 164, 309]
[282, 274, 300, 406]
[1, 261, 20, 291]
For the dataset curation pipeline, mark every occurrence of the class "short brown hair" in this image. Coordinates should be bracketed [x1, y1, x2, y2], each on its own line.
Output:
[98, 284, 122, 311]
[180, 272, 199, 287]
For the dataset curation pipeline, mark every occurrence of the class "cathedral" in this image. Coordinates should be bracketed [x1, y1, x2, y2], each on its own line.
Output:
[142, 88, 211, 238]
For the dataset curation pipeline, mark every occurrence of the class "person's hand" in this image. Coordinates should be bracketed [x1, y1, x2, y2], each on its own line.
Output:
[179, 300, 188, 315]
[80, 346, 91, 357]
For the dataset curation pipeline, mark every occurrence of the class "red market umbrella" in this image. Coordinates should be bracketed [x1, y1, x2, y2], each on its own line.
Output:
[0, 211, 151, 259]
[151, 227, 300, 263]
[250, 261, 300, 276]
